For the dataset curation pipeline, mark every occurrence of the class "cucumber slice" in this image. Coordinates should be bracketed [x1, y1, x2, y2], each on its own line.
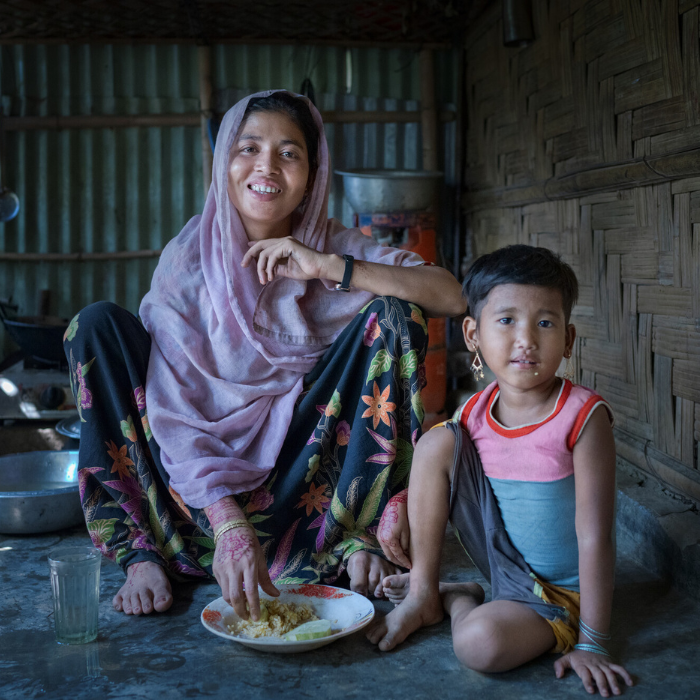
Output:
[284, 619, 332, 641]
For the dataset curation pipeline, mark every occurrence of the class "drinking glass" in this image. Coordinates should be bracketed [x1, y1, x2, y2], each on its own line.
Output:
[48, 545, 101, 644]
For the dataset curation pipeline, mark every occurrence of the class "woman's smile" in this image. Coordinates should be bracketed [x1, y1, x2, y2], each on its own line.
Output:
[247, 178, 284, 199]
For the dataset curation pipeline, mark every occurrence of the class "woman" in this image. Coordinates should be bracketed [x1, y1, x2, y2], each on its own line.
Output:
[64, 90, 465, 621]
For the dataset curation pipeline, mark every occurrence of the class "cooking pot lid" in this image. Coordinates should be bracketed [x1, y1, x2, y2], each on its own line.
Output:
[55, 416, 81, 440]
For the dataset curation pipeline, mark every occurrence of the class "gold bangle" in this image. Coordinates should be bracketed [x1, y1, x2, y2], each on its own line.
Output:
[214, 519, 252, 546]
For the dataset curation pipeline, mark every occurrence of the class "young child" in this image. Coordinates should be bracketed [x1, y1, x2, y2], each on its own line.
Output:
[368, 245, 634, 697]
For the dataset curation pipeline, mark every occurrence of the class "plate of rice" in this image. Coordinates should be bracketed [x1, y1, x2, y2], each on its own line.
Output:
[200, 584, 375, 653]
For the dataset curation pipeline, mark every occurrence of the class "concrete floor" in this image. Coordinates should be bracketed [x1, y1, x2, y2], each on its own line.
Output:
[1, 522, 699, 700]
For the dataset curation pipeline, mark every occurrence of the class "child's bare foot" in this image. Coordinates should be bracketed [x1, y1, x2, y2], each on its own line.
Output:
[113, 561, 173, 615]
[366, 586, 444, 651]
[346, 551, 402, 598]
[382, 573, 485, 608]
[382, 572, 412, 604]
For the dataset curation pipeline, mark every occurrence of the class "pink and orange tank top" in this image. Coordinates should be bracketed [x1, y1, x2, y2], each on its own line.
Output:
[454, 380, 613, 590]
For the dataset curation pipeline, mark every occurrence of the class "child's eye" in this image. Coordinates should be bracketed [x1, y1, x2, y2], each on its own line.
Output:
[538, 320, 553, 328]
[498, 317, 513, 325]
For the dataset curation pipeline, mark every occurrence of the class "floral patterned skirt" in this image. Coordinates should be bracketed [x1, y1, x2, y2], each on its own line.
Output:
[64, 296, 428, 584]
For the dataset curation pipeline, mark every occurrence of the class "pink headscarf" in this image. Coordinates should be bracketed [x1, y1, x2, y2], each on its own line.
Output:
[139, 90, 423, 508]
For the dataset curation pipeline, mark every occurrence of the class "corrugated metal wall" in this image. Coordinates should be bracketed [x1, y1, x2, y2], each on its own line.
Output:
[0, 43, 458, 355]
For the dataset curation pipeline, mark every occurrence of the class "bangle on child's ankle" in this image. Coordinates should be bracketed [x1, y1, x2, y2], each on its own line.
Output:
[575, 620, 612, 656]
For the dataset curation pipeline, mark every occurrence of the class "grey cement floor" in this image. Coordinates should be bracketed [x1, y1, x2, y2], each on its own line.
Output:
[1, 525, 699, 700]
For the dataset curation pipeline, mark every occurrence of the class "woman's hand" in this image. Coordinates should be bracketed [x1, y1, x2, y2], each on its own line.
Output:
[212, 525, 279, 621]
[377, 489, 411, 569]
[242, 236, 338, 284]
[554, 649, 633, 696]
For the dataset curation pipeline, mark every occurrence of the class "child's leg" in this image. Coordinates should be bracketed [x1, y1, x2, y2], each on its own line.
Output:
[366, 428, 470, 651]
[447, 597, 556, 672]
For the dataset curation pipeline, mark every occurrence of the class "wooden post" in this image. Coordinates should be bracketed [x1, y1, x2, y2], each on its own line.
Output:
[419, 48, 438, 171]
[198, 45, 214, 195]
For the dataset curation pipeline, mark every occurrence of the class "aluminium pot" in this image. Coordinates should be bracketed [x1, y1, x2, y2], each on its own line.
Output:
[335, 169, 443, 214]
[0, 450, 83, 534]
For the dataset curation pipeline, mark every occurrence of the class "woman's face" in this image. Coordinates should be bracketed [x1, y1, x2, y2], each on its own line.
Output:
[227, 110, 311, 240]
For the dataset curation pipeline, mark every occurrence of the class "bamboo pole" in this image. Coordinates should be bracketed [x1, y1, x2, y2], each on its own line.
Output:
[198, 45, 214, 195]
[419, 49, 438, 171]
[0, 37, 451, 50]
[4, 110, 456, 131]
[4, 114, 201, 130]
[0, 250, 162, 262]
[463, 148, 700, 211]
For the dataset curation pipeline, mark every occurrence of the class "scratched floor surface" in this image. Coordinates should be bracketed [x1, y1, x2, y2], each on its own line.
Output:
[1, 523, 698, 700]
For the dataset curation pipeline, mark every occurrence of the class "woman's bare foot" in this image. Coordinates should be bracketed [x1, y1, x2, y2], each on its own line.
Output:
[346, 550, 402, 598]
[365, 585, 444, 651]
[382, 573, 485, 608]
[113, 561, 173, 615]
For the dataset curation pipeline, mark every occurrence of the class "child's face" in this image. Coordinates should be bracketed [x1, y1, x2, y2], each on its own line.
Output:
[462, 284, 576, 390]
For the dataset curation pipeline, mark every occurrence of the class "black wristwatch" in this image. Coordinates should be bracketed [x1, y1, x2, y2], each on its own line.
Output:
[334, 254, 354, 292]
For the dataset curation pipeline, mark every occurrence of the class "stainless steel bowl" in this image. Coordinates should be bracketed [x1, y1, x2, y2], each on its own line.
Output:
[335, 169, 443, 214]
[0, 450, 84, 534]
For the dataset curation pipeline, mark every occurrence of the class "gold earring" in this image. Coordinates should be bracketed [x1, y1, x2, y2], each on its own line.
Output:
[563, 353, 575, 382]
[470, 346, 484, 381]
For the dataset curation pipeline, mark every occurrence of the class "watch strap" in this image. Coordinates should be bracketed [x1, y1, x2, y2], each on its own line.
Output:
[335, 254, 354, 292]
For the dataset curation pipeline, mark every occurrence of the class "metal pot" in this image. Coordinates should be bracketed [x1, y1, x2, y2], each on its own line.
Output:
[1, 317, 69, 363]
[0, 301, 68, 363]
[335, 169, 443, 214]
[0, 450, 83, 534]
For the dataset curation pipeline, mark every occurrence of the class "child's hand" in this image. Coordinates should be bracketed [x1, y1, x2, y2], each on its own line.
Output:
[377, 489, 411, 569]
[554, 649, 634, 696]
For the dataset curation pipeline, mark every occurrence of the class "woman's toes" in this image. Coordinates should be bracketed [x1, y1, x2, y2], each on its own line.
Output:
[352, 581, 369, 597]
[113, 593, 124, 612]
[348, 559, 370, 596]
[139, 591, 154, 614]
[368, 572, 382, 597]
[130, 593, 142, 615]
[153, 584, 173, 612]
[122, 596, 133, 615]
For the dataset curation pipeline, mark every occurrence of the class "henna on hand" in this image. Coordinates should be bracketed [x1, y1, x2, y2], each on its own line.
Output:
[214, 526, 256, 567]
[377, 489, 411, 568]
[378, 489, 408, 541]
[204, 495, 246, 531]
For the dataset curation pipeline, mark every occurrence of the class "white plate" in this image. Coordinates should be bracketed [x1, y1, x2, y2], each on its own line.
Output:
[200, 584, 375, 654]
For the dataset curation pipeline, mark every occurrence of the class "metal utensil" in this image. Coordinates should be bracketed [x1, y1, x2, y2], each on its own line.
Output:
[0, 450, 83, 534]
[335, 169, 443, 214]
[55, 416, 81, 440]
[0, 108, 19, 223]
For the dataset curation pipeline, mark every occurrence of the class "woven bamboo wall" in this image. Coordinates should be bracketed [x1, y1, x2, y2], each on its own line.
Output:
[462, 0, 700, 503]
